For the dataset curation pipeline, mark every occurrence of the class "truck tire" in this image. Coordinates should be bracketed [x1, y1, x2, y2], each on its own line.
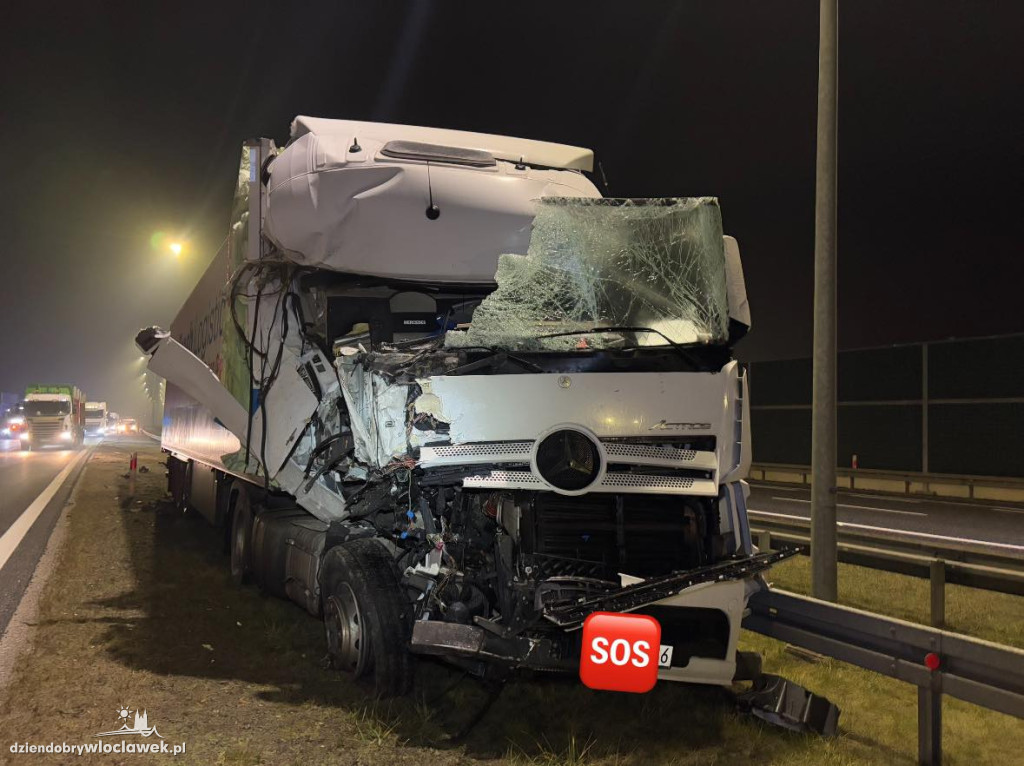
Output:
[320, 539, 414, 698]
[229, 487, 254, 586]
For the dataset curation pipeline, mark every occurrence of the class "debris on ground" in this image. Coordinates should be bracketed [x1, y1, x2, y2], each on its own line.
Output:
[736, 674, 840, 736]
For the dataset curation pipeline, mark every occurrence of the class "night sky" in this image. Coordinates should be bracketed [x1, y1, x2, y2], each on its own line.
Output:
[1, 1, 1021, 420]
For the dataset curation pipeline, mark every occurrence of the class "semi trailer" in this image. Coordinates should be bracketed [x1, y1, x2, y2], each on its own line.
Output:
[85, 401, 108, 436]
[137, 116, 792, 699]
[21, 384, 86, 449]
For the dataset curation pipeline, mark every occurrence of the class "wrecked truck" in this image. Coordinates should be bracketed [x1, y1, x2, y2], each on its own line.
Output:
[137, 116, 788, 698]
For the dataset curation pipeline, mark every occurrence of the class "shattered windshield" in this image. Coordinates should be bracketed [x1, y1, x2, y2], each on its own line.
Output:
[444, 197, 729, 351]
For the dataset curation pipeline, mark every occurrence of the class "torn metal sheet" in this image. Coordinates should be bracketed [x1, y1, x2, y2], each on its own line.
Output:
[336, 356, 412, 466]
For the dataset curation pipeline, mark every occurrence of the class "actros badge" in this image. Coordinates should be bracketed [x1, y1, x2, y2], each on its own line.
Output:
[579, 612, 661, 693]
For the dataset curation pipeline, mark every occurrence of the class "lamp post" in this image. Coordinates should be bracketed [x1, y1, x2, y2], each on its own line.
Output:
[811, 0, 839, 602]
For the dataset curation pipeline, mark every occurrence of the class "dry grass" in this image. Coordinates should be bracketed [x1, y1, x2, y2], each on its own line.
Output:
[0, 442, 1021, 765]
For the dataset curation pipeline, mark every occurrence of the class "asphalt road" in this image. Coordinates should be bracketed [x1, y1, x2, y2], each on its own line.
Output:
[748, 484, 1024, 549]
[0, 440, 94, 640]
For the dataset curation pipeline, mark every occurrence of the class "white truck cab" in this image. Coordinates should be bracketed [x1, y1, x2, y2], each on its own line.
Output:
[138, 117, 785, 697]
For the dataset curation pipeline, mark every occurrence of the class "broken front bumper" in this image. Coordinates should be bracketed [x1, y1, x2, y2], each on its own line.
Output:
[410, 550, 797, 678]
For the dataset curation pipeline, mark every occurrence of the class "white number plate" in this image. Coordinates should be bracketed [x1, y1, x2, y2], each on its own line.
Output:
[658, 644, 674, 668]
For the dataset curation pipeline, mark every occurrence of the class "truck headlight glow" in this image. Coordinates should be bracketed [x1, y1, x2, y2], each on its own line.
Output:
[60, 430, 73, 440]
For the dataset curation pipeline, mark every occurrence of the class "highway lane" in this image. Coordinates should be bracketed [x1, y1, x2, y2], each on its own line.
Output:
[748, 483, 1024, 548]
[0, 441, 92, 640]
[0, 444, 79, 535]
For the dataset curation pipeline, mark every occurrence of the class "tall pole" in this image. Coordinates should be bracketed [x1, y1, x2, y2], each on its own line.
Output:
[811, 0, 839, 601]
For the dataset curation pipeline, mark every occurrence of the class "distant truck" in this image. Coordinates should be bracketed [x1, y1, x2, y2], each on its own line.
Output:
[21, 385, 86, 449]
[85, 401, 108, 436]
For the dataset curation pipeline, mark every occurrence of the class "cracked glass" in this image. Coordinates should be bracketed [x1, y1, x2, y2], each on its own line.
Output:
[445, 197, 729, 351]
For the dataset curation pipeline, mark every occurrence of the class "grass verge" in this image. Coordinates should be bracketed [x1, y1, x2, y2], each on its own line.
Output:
[762, 553, 1024, 648]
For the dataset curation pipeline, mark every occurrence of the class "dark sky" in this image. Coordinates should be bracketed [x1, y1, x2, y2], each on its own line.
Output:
[1, 1, 1021, 419]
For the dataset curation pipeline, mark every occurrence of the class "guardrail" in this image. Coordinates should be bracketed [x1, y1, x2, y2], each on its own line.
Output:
[749, 462, 1024, 503]
[743, 589, 1024, 765]
[748, 511, 1024, 618]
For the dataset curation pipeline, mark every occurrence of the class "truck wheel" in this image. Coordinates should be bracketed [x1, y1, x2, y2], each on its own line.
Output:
[321, 539, 414, 698]
[229, 488, 254, 586]
[20, 441, 31, 452]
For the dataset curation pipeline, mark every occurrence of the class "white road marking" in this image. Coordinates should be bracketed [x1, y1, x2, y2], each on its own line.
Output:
[845, 492, 923, 504]
[836, 503, 927, 517]
[770, 496, 925, 516]
[0, 451, 88, 572]
[770, 499, 929, 518]
[991, 507, 1024, 515]
[747, 509, 1024, 554]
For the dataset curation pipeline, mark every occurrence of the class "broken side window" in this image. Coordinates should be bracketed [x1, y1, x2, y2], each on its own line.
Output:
[444, 197, 729, 352]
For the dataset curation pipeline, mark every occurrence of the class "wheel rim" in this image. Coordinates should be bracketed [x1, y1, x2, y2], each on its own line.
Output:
[325, 583, 368, 676]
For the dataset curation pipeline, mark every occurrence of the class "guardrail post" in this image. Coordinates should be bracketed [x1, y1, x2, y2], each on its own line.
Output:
[930, 560, 945, 628]
[918, 683, 942, 765]
[757, 530, 772, 553]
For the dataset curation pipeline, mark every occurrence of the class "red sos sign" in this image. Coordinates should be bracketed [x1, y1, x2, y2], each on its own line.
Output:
[579, 612, 661, 693]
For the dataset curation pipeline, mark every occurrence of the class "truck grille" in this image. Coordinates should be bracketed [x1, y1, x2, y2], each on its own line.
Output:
[422, 436, 719, 496]
[520, 493, 712, 578]
[463, 469, 716, 496]
[30, 421, 63, 443]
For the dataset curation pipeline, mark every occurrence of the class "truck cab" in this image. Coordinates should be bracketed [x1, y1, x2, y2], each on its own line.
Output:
[22, 385, 86, 449]
[139, 117, 780, 698]
[84, 401, 108, 437]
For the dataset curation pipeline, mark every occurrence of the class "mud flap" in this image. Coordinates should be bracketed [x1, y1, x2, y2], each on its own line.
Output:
[736, 674, 840, 736]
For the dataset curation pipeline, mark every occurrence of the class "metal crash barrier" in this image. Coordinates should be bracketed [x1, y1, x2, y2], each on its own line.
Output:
[743, 589, 1024, 765]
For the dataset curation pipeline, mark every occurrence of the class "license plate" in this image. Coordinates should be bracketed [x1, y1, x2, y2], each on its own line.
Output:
[658, 644, 674, 668]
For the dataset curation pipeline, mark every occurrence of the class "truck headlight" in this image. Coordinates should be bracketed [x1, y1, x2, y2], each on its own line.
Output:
[60, 430, 73, 440]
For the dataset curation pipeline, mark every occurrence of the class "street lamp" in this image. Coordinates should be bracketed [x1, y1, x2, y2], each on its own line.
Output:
[169, 242, 183, 256]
